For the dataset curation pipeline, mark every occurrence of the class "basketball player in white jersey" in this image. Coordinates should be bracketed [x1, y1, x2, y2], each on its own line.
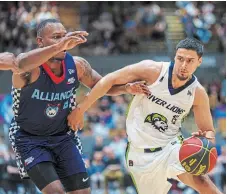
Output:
[67, 38, 222, 194]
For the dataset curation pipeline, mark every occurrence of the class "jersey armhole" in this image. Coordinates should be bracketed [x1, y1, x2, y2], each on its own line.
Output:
[12, 67, 41, 89]
[71, 57, 80, 89]
[148, 62, 169, 88]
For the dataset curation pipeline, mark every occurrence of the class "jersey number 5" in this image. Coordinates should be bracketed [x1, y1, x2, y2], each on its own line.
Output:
[171, 115, 180, 124]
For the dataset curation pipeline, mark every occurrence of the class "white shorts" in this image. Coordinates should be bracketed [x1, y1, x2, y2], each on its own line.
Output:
[125, 136, 186, 194]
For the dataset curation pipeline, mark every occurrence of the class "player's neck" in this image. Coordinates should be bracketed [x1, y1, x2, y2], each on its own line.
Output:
[171, 74, 191, 89]
[46, 60, 63, 77]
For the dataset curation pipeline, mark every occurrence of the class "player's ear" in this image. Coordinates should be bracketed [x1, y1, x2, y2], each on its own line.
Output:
[37, 37, 44, 48]
[198, 57, 202, 67]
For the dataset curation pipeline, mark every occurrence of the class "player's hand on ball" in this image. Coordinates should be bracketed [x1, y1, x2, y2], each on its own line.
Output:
[67, 107, 84, 131]
[60, 31, 89, 51]
[192, 130, 215, 144]
[125, 81, 151, 96]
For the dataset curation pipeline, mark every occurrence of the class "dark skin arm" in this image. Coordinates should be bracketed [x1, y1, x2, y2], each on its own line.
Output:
[17, 31, 88, 72]
[12, 32, 88, 88]
[17, 44, 65, 72]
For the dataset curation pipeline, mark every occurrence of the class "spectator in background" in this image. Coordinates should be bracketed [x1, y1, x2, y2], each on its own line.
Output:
[0, 2, 59, 54]
[36, 3, 54, 24]
[0, 136, 9, 162]
[103, 147, 123, 193]
[209, 146, 226, 193]
[93, 119, 110, 138]
[0, 94, 13, 147]
[109, 134, 127, 161]
[176, 1, 221, 44]
[111, 96, 127, 128]
[220, 78, 226, 103]
[213, 100, 226, 138]
[208, 83, 219, 113]
[216, 13, 226, 52]
[89, 151, 106, 192]
[135, 2, 162, 39]
[93, 136, 105, 152]
[0, 94, 13, 125]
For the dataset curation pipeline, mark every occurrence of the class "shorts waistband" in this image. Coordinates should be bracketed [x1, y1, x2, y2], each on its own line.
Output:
[128, 142, 163, 153]
[128, 135, 184, 153]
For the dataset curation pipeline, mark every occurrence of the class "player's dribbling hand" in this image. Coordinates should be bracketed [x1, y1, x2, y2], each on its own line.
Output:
[125, 81, 151, 96]
[60, 31, 89, 51]
[67, 107, 84, 131]
[192, 130, 216, 144]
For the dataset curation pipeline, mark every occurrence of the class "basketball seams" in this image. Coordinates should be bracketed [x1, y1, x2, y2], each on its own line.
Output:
[180, 144, 203, 162]
[209, 147, 218, 159]
[207, 147, 217, 172]
[181, 143, 216, 155]
[191, 140, 209, 174]
[180, 137, 218, 175]
[208, 146, 211, 173]
[195, 136, 203, 146]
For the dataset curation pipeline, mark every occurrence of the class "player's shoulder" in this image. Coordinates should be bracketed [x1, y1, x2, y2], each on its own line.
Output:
[128, 60, 164, 84]
[72, 56, 90, 68]
[194, 83, 209, 106]
[134, 59, 163, 74]
[73, 56, 92, 80]
[73, 56, 88, 64]
[195, 82, 207, 96]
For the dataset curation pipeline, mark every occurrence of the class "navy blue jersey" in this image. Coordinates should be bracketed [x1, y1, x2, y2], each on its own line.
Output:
[11, 53, 80, 135]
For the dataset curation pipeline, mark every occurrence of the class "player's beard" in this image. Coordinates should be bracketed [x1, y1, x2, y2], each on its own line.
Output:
[176, 73, 189, 81]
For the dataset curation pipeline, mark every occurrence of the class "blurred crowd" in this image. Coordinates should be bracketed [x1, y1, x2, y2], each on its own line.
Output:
[79, 2, 166, 55]
[0, 1, 225, 56]
[0, 2, 59, 55]
[0, 1, 167, 56]
[176, 1, 226, 51]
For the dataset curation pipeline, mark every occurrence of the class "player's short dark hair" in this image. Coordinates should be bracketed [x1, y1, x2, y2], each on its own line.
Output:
[36, 18, 62, 37]
[176, 38, 204, 58]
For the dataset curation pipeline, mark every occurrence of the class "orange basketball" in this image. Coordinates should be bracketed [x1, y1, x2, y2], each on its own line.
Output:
[179, 136, 218, 176]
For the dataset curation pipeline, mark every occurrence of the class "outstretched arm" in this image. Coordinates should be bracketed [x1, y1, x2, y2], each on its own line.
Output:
[17, 31, 88, 72]
[13, 31, 88, 88]
[74, 56, 150, 96]
[77, 60, 158, 112]
[192, 85, 216, 144]
[68, 60, 161, 130]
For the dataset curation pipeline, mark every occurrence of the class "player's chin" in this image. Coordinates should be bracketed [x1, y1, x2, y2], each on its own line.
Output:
[177, 74, 189, 81]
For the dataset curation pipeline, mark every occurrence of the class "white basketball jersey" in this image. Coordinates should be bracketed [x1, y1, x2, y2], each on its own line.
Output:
[126, 62, 200, 148]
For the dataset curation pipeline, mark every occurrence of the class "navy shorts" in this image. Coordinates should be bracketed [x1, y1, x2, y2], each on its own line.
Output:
[13, 130, 86, 179]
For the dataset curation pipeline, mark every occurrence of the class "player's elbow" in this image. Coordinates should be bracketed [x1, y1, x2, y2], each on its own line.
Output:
[16, 54, 28, 71]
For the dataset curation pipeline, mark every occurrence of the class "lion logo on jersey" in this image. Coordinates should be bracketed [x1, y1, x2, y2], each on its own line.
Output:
[45, 104, 61, 118]
[144, 113, 168, 133]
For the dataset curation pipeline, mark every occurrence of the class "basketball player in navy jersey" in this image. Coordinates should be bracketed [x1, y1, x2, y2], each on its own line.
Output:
[9, 19, 148, 194]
